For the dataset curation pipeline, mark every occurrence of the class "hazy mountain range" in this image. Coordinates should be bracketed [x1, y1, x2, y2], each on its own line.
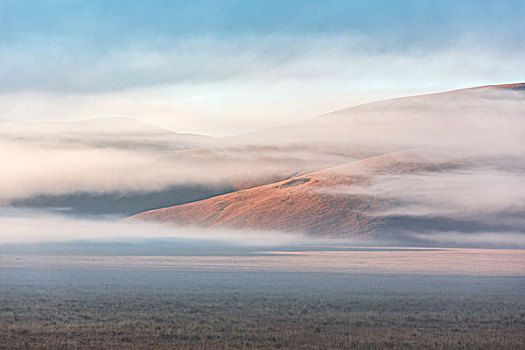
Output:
[3, 83, 525, 242]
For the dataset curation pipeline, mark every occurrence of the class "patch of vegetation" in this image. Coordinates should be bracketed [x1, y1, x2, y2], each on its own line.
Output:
[277, 178, 311, 188]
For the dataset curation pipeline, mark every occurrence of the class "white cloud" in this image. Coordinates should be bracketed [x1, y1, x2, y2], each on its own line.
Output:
[1, 35, 524, 135]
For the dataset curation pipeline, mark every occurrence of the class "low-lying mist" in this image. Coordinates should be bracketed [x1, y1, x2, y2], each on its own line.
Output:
[0, 209, 523, 250]
[326, 167, 525, 221]
[0, 209, 305, 247]
[1, 85, 524, 246]
[1, 87, 523, 202]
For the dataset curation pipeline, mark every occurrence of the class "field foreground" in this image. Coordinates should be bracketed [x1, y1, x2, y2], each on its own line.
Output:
[1, 248, 524, 349]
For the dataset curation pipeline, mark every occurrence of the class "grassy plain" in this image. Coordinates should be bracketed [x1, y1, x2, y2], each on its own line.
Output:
[1, 263, 524, 349]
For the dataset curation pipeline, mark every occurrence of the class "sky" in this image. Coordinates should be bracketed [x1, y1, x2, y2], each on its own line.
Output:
[1, 0, 524, 136]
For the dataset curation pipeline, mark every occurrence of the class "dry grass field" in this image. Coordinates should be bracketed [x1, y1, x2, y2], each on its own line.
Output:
[1, 263, 524, 349]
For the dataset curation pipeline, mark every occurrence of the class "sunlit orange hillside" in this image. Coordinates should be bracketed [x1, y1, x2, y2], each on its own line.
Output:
[132, 151, 456, 237]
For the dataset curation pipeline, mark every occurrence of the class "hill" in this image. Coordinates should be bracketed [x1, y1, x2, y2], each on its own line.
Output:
[132, 152, 457, 237]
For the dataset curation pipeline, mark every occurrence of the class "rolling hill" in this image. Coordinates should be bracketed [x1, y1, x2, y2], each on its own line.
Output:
[234, 83, 525, 158]
[7, 83, 525, 223]
[132, 83, 525, 238]
[131, 151, 456, 237]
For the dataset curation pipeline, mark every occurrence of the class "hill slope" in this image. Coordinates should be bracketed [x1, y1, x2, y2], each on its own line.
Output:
[132, 83, 525, 238]
[235, 83, 525, 158]
[132, 151, 456, 237]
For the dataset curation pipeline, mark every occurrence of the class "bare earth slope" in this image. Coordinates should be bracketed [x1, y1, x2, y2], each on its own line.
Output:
[132, 152, 453, 237]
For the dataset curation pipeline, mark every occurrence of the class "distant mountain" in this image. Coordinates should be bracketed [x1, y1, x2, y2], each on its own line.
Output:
[1, 118, 226, 215]
[0, 117, 215, 151]
[234, 82, 525, 157]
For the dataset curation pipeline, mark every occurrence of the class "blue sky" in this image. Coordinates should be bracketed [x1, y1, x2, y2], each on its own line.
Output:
[1, 1, 524, 135]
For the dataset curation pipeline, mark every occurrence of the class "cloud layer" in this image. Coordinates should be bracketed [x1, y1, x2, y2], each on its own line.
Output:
[1, 209, 523, 249]
[2, 87, 524, 209]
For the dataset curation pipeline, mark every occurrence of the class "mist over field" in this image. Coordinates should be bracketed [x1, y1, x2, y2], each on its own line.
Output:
[0, 209, 307, 247]
[0, 86, 524, 246]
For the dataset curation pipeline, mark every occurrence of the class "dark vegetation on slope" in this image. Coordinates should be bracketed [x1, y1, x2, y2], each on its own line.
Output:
[10, 184, 235, 216]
